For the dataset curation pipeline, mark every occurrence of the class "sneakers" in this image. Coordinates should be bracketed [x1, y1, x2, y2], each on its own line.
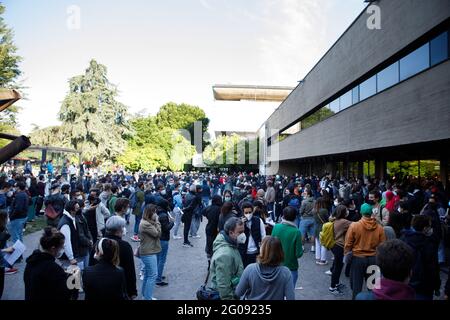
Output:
[325, 270, 332, 276]
[183, 242, 193, 248]
[329, 287, 344, 296]
[310, 246, 315, 253]
[131, 235, 141, 242]
[336, 283, 346, 290]
[5, 267, 18, 275]
[151, 297, 158, 300]
[316, 260, 328, 265]
[156, 281, 169, 287]
[192, 235, 201, 239]
[173, 235, 182, 240]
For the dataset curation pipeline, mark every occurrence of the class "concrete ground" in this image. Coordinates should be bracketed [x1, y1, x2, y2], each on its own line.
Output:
[2, 216, 448, 300]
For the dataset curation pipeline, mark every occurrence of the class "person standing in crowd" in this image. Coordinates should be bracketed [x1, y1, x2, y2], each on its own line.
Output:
[83, 238, 128, 300]
[107, 185, 119, 215]
[201, 178, 211, 207]
[182, 184, 202, 248]
[401, 215, 440, 300]
[239, 202, 266, 268]
[271, 206, 303, 288]
[1, 210, 16, 292]
[189, 184, 204, 239]
[344, 203, 386, 299]
[312, 197, 330, 265]
[131, 181, 145, 242]
[23, 227, 72, 300]
[139, 204, 161, 300]
[44, 182, 66, 227]
[103, 216, 137, 299]
[155, 199, 174, 287]
[46, 160, 54, 179]
[58, 200, 86, 269]
[8, 181, 29, 244]
[356, 239, 415, 300]
[264, 180, 276, 220]
[235, 236, 295, 300]
[171, 183, 184, 240]
[100, 183, 112, 208]
[34, 175, 46, 216]
[27, 177, 38, 223]
[218, 201, 237, 232]
[299, 188, 315, 250]
[204, 195, 223, 260]
[210, 217, 245, 300]
[329, 205, 352, 295]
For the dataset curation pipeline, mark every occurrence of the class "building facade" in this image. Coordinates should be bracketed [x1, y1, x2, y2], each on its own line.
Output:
[260, 0, 450, 186]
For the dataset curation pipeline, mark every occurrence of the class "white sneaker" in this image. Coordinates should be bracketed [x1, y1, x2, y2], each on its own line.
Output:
[151, 297, 158, 300]
[325, 270, 332, 276]
[172, 235, 182, 240]
[192, 235, 201, 239]
[310, 246, 315, 252]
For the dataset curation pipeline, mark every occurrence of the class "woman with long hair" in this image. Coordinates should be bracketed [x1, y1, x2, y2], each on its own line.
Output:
[312, 197, 330, 265]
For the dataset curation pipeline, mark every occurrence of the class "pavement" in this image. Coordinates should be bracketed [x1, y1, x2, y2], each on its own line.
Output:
[2, 216, 448, 300]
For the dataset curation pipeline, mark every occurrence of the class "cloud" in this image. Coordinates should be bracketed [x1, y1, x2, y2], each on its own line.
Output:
[199, 0, 212, 10]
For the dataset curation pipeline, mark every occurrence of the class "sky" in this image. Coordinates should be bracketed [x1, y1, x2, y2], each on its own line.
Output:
[3, 0, 366, 137]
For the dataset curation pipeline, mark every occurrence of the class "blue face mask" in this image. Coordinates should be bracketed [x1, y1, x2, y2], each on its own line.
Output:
[224, 196, 231, 202]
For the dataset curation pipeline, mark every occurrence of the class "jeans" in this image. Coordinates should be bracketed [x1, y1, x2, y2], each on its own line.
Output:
[290, 270, 298, 287]
[157, 240, 169, 282]
[8, 217, 27, 243]
[315, 238, 328, 261]
[172, 208, 182, 237]
[438, 240, 445, 264]
[296, 215, 301, 229]
[77, 254, 89, 271]
[141, 254, 158, 300]
[202, 197, 210, 208]
[299, 217, 315, 240]
[27, 196, 37, 222]
[267, 202, 275, 220]
[133, 214, 142, 236]
[183, 214, 193, 243]
[190, 215, 201, 237]
[350, 255, 376, 299]
[331, 245, 344, 288]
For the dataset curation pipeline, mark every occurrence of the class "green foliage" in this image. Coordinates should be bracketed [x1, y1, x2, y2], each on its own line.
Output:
[29, 125, 67, 147]
[301, 107, 334, 130]
[0, 4, 22, 88]
[117, 102, 208, 172]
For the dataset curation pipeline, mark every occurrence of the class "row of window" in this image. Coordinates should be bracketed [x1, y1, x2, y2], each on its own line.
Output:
[278, 30, 449, 138]
[327, 31, 448, 113]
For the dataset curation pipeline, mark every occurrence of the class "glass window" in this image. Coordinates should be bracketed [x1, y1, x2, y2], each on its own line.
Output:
[330, 98, 340, 113]
[400, 43, 430, 81]
[430, 31, 448, 66]
[377, 61, 399, 92]
[352, 86, 359, 104]
[340, 90, 352, 111]
[359, 75, 377, 100]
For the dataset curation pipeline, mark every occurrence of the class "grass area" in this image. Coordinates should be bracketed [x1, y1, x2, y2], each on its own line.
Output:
[24, 215, 47, 236]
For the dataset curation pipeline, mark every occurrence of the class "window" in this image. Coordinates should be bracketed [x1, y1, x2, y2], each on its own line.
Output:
[359, 75, 377, 100]
[352, 86, 359, 104]
[400, 43, 430, 81]
[330, 98, 340, 113]
[430, 31, 448, 66]
[340, 90, 352, 111]
[377, 61, 399, 92]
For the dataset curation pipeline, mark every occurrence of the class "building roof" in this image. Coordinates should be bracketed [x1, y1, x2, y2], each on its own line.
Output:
[0, 89, 21, 112]
[212, 84, 294, 102]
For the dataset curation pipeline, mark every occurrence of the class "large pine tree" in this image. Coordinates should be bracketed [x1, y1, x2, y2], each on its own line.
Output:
[58, 59, 131, 161]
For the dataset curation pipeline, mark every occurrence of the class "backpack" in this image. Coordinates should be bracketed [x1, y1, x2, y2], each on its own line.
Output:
[129, 191, 138, 210]
[288, 196, 301, 210]
[320, 221, 335, 250]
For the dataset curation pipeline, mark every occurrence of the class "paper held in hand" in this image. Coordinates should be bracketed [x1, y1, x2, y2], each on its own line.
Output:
[4, 240, 26, 266]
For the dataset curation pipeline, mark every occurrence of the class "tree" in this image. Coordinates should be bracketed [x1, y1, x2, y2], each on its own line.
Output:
[0, 3, 23, 147]
[58, 59, 131, 161]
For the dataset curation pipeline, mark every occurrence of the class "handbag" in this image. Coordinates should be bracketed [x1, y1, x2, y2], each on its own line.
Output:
[196, 260, 220, 300]
[45, 204, 59, 220]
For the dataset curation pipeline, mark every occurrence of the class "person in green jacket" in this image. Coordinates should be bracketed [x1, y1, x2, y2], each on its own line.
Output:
[271, 206, 303, 288]
[210, 217, 245, 300]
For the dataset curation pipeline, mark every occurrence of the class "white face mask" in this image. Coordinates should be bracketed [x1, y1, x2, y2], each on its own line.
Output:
[77, 195, 83, 200]
[161, 190, 167, 195]
[244, 213, 253, 221]
[122, 226, 127, 236]
[237, 233, 247, 244]
[334, 200, 339, 206]
[56, 248, 65, 259]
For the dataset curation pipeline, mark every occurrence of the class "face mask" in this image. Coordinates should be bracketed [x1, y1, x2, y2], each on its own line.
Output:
[237, 233, 247, 244]
[397, 207, 402, 213]
[161, 190, 167, 195]
[56, 248, 65, 259]
[122, 227, 127, 236]
[224, 196, 231, 202]
[244, 214, 253, 220]
[77, 195, 83, 200]
[366, 200, 375, 206]
[334, 200, 339, 206]
[425, 228, 433, 237]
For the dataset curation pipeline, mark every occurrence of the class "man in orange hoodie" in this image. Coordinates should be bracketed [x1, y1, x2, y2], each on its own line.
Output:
[345, 203, 386, 299]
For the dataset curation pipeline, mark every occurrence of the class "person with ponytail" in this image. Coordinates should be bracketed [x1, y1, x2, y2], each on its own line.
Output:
[23, 227, 72, 300]
[82, 237, 128, 300]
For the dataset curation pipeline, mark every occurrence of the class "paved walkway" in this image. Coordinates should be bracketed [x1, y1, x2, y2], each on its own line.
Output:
[3, 216, 448, 300]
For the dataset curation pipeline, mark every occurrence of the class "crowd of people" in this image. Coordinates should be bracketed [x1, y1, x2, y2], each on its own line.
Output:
[0, 164, 449, 300]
